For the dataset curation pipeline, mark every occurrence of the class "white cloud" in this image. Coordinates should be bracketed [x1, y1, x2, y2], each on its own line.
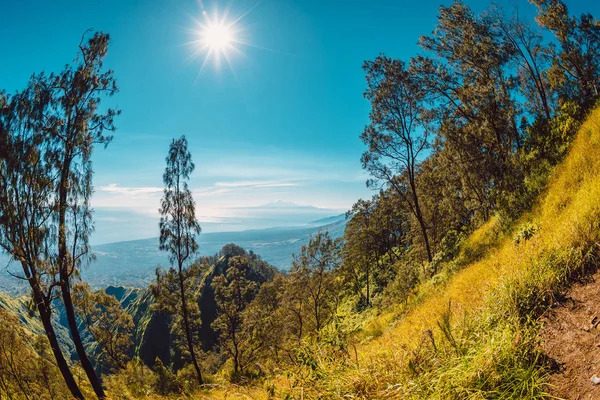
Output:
[98, 184, 163, 196]
[214, 180, 300, 188]
[193, 187, 232, 197]
[92, 184, 162, 215]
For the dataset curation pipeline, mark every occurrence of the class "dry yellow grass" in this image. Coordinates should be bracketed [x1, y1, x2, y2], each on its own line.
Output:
[265, 108, 600, 398]
[124, 109, 600, 399]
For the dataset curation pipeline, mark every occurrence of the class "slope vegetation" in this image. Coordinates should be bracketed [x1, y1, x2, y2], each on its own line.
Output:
[0, 293, 75, 357]
[258, 107, 600, 398]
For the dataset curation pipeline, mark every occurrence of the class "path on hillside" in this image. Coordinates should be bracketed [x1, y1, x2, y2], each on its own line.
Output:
[541, 269, 600, 399]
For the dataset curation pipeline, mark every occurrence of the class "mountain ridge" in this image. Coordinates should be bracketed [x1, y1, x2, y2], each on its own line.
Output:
[84, 216, 346, 288]
[0, 214, 347, 293]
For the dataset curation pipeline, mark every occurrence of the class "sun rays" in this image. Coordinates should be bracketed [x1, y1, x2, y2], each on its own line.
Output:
[187, 5, 250, 76]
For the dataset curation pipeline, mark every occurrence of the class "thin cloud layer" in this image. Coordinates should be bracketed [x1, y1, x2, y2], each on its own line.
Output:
[98, 184, 163, 195]
[213, 180, 300, 188]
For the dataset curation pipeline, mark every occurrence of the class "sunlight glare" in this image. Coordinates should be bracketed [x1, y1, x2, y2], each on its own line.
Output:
[189, 8, 248, 75]
[203, 21, 234, 51]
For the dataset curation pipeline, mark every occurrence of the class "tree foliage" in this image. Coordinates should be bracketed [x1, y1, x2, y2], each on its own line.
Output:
[73, 283, 134, 371]
[212, 256, 259, 377]
[0, 30, 119, 400]
[153, 135, 204, 385]
[0, 309, 72, 399]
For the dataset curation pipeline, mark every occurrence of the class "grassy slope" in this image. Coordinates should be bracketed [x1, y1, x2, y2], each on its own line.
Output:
[2, 117, 598, 400]
[317, 106, 600, 399]
[201, 108, 600, 400]
[0, 292, 76, 357]
[3, 108, 594, 399]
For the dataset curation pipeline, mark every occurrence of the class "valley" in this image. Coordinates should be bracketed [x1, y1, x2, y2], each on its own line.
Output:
[0, 215, 347, 293]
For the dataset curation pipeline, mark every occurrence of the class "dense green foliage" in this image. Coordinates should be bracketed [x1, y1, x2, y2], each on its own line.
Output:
[344, 0, 600, 310]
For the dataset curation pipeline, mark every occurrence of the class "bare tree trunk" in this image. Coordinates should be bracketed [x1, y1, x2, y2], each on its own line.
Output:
[416, 210, 433, 263]
[233, 336, 239, 375]
[410, 178, 433, 263]
[178, 270, 203, 385]
[57, 166, 105, 399]
[60, 283, 105, 398]
[30, 281, 84, 400]
[366, 262, 370, 307]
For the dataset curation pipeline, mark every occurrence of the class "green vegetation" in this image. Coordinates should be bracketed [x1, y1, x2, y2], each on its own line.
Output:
[0, 31, 117, 399]
[152, 135, 204, 385]
[2, 0, 600, 399]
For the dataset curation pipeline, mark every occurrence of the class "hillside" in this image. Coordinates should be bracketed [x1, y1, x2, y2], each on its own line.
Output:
[253, 106, 600, 398]
[4, 106, 600, 397]
[117, 246, 277, 371]
[171, 106, 600, 399]
[71, 104, 600, 400]
[0, 293, 75, 361]
[2, 1, 599, 397]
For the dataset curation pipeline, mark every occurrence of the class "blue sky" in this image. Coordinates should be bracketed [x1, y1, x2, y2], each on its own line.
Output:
[1, 0, 598, 244]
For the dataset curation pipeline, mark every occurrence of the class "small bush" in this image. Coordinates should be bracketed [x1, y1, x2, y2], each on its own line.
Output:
[513, 222, 540, 244]
[105, 358, 157, 399]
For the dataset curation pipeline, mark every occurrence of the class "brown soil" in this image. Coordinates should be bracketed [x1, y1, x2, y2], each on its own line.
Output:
[540, 269, 600, 399]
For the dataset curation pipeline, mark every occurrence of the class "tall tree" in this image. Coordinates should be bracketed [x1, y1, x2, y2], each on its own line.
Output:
[531, 0, 600, 112]
[156, 135, 204, 385]
[242, 277, 285, 362]
[415, 154, 470, 256]
[413, 1, 523, 221]
[48, 31, 119, 399]
[212, 256, 258, 377]
[342, 199, 382, 306]
[361, 56, 432, 261]
[0, 88, 85, 399]
[278, 269, 308, 340]
[343, 192, 409, 298]
[290, 231, 341, 333]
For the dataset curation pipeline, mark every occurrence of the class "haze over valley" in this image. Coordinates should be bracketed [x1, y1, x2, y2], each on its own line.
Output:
[0, 210, 347, 293]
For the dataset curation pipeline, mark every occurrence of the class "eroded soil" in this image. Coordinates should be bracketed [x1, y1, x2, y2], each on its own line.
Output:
[541, 269, 600, 399]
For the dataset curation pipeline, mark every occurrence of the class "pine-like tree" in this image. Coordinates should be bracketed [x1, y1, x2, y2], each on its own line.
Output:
[154, 135, 204, 384]
[361, 56, 433, 262]
[49, 31, 119, 399]
[212, 256, 258, 376]
[0, 88, 85, 399]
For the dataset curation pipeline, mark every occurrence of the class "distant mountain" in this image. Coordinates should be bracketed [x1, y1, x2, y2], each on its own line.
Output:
[82, 216, 347, 288]
[92, 201, 345, 245]
[246, 200, 332, 210]
[217, 201, 344, 229]
[308, 214, 347, 226]
[0, 215, 348, 293]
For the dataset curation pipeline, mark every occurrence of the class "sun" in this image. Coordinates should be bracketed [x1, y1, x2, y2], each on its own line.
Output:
[203, 21, 234, 51]
[189, 8, 248, 75]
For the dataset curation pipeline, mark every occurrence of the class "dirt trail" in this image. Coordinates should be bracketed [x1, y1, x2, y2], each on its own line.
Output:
[541, 269, 600, 399]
